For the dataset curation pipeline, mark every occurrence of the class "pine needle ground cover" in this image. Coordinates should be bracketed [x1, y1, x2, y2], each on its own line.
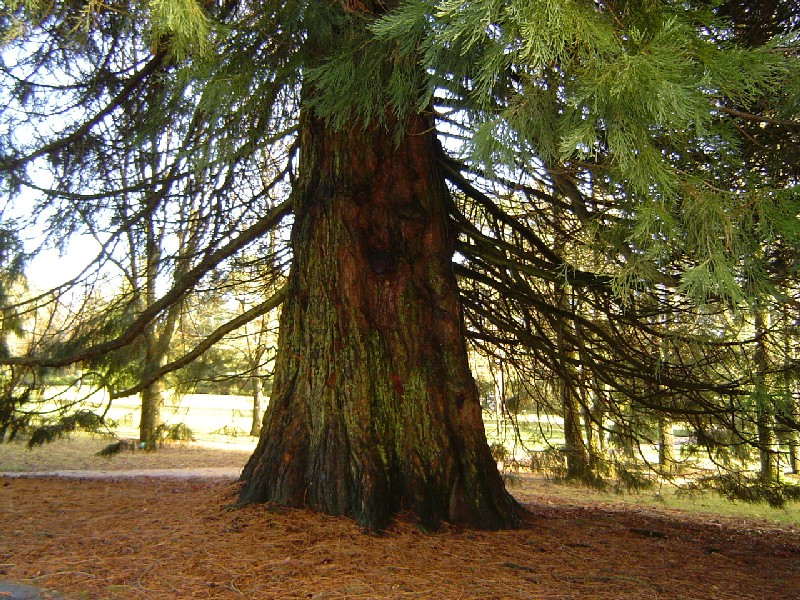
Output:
[1, 474, 798, 599]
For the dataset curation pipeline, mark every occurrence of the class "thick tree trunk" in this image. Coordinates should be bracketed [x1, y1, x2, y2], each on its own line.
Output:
[239, 111, 519, 531]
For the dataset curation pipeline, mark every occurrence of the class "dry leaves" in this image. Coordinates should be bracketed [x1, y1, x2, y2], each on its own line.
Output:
[1, 475, 798, 599]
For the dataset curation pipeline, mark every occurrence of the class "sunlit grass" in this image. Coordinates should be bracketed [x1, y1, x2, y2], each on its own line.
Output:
[15, 394, 800, 528]
[507, 472, 800, 527]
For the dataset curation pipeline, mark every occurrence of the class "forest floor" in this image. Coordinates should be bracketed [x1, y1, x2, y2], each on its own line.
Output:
[0, 436, 798, 599]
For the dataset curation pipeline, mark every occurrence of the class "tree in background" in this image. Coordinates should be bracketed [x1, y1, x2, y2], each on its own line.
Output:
[1, 0, 799, 527]
[0, 0, 291, 443]
[175, 246, 284, 436]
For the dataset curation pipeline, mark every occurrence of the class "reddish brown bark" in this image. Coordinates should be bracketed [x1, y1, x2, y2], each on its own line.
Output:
[239, 110, 519, 530]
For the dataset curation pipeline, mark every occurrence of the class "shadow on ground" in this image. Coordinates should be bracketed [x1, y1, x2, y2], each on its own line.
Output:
[0, 581, 61, 599]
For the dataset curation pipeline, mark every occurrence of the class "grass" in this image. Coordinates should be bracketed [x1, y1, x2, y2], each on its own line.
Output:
[8, 392, 800, 529]
[25, 391, 257, 442]
[484, 412, 565, 458]
[506, 471, 800, 528]
[0, 432, 255, 472]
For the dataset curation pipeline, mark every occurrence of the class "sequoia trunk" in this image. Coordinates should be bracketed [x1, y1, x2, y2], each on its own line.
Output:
[239, 111, 519, 530]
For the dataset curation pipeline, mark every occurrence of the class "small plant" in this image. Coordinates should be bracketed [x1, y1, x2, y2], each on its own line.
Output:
[490, 441, 509, 463]
[528, 447, 567, 479]
[613, 465, 654, 493]
[210, 424, 247, 437]
[157, 423, 196, 442]
[97, 439, 139, 457]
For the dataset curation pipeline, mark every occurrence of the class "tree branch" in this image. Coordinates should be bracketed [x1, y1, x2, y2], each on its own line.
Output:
[1, 199, 293, 368]
[110, 284, 286, 399]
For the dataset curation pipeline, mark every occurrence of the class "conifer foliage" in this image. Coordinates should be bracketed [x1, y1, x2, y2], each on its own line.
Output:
[1, 1, 799, 526]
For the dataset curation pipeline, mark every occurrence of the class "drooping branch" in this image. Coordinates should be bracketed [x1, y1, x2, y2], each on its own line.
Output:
[0, 199, 293, 368]
[2, 51, 169, 174]
[110, 284, 286, 399]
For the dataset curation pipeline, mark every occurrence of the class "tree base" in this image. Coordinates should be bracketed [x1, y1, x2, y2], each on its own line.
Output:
[238, 110, 519, 531]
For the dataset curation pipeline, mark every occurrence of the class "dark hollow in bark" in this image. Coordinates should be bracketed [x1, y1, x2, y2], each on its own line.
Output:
[239, 111, 520, 531]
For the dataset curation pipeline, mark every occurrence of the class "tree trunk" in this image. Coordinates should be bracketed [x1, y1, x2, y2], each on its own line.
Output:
[582, 395, 602, 472]
[139, 376, 165, 450]
[249, 371, 264, 438]
[138, 216, 165, 451]
[780, 304, 797, 475]
[788, 441, 799, 475]
[138, 304, 173, 450]
[657, 416, 674, 474]
[239, 110, 519, 531]
[562, 381, 590, 480]
[754, 306, 777, 482]
[489, 358, 505, 434]
[555, 289, 590, 481]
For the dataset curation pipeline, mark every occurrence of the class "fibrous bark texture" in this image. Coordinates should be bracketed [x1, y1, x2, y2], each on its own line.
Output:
[239, 111, 519, 530]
